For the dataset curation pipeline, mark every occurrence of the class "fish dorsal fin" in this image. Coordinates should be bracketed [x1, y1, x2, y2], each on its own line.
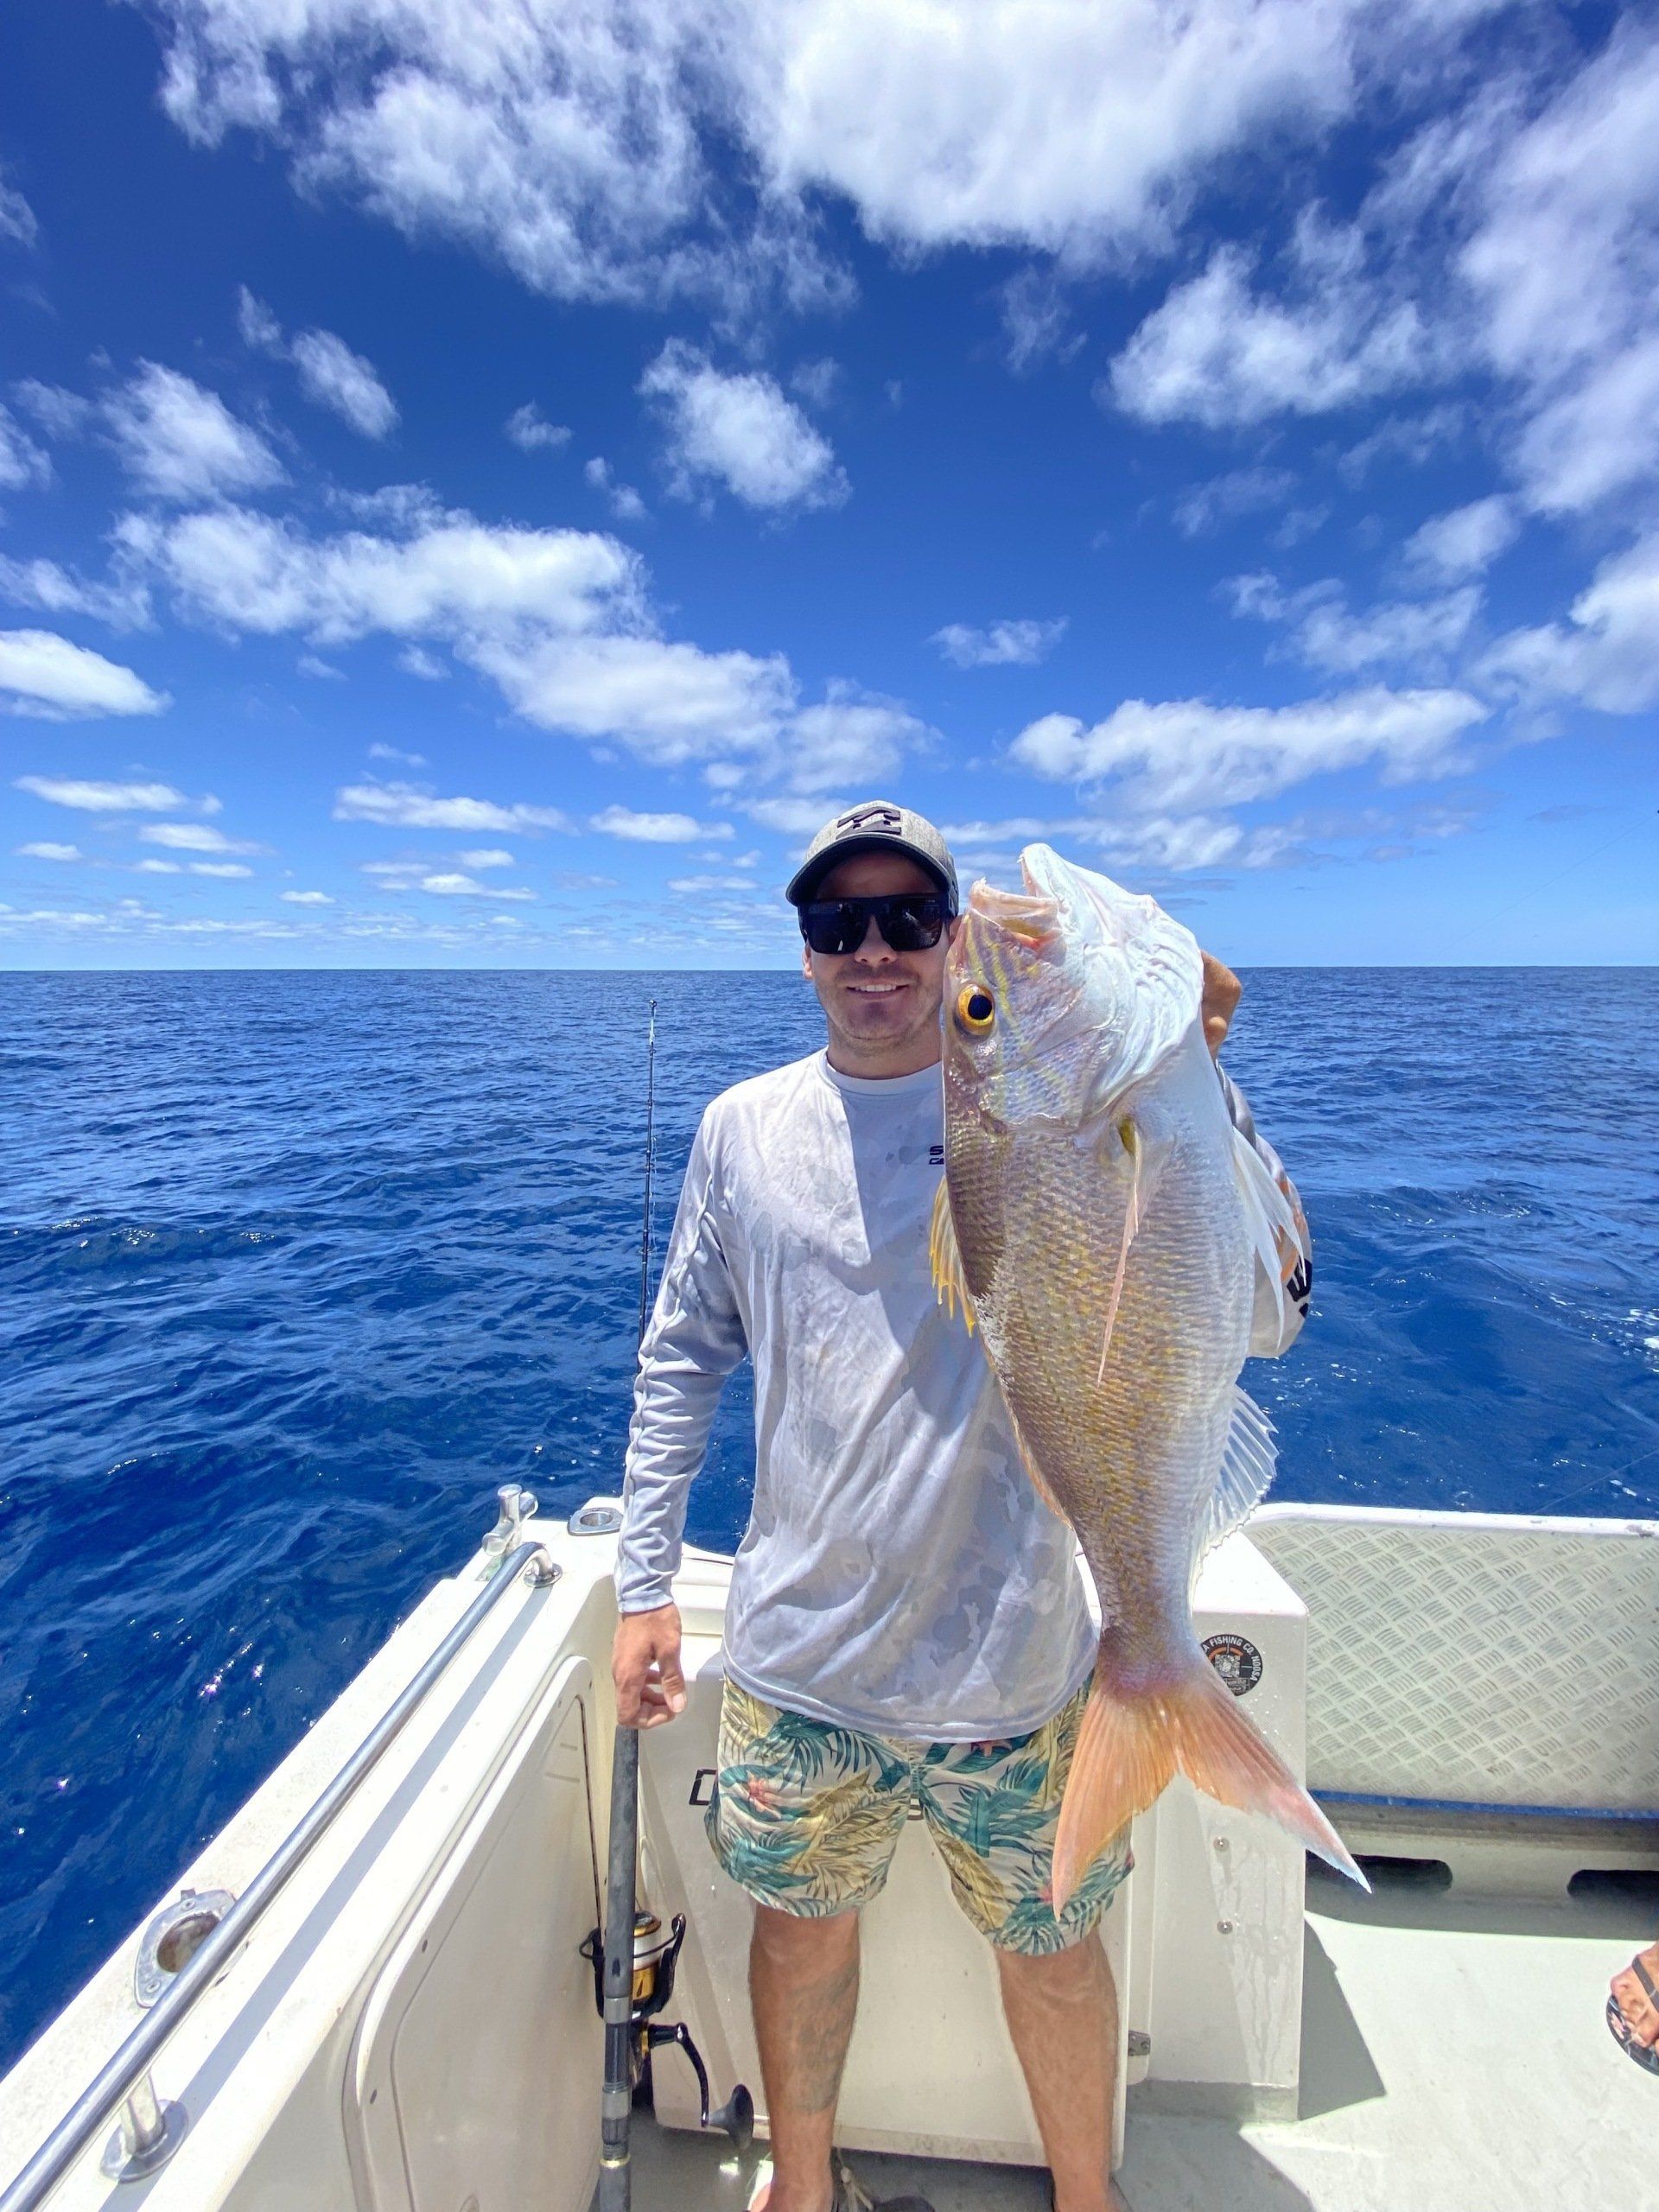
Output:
[1192, 1384, 1278, 1580]
[929, 1175, 976, 1332]
[1230, 1123, 1300, 1351]
[1020, 844, 1205, 1097]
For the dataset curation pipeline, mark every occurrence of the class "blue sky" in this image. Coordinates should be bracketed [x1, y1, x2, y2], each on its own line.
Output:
[1, 0, 1656, 967]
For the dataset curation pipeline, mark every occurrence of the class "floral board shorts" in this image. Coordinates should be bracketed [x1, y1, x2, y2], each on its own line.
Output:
[705, 1679, 1132, 1957]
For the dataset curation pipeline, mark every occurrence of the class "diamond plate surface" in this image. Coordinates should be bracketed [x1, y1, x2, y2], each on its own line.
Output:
[1251, 1514, 1659, 1811]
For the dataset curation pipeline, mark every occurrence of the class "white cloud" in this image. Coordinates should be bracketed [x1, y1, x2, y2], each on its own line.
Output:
[741, 794, 847, 839]
[0, 175, 38, 248]
[780, 689, 926, 792]
[639, 341, 847, 511]
[135, 858, 182, 874]
[790, 358, 840, 409]
[290, 327, 398, 438]
[1171, 467, 1297, 537]
[334, 779, 571, 832]
[0, 631, 169, 719]
[590, 805, 731, 843]
[1338, 405, 1464, 485]
[997, 269, 1083, 375]
[1103, 26, 1659, 530]
[189, 860, 253, 876]
[16, 841, 81, 861]
[396, 646, 448, 681]
[584, 455, 648, 522]
[369, 741, 427, 764]
[931, 618, 1066, 669]
[1482, 533, 1659, 713]
[237, 289, 398, 436]
[1457, 24, 1659, 517]
[143, 0, 1398, 315]
[123, 502, 642, 644]
[237, 285, 284, 353]
[16, 776, 188, 811]
[139, 822, 257, 853]
[506, 403, 571, 452]
[1403, 495, 1519, 582]
[14, 380, 96, 440]
[297, 652, 345, 678]
[413, 872, 535, 899]
[1227, 572, 1479, 676]
[281, 889, 334, 904]
[1109, 240, 1427, 427]
[104, 362, 285, 502]
[746, 3, 1365, 263]
[0, 402, 49, 491]
[457, 847, 513, 868]
[473, 632, 792, 764]
[116, 490, 925, 791]
[1013, 684, 1490, 810]
[0, 551, 152, 628]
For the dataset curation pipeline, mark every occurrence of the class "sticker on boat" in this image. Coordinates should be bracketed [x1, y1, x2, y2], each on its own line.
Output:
[1203, 1633, 1263, 1696]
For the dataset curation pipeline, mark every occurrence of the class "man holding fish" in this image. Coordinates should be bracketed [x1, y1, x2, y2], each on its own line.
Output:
[613, 800, 1320, 2212]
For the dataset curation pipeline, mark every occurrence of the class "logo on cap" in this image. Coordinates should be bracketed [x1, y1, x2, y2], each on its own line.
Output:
[836, 804, 903, 835]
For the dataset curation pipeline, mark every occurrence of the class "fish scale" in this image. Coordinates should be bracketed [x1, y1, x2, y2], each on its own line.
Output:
[935, 842, 1366, 1904]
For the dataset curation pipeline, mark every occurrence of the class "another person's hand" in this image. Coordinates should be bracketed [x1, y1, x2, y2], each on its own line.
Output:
[613, 1601, 687, 1728]
[1200, 952, 1242, 1058]
[1611, 1941, 1659, 2048]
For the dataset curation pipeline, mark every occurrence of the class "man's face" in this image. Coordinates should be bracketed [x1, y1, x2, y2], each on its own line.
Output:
[801, 850, 958, 1065]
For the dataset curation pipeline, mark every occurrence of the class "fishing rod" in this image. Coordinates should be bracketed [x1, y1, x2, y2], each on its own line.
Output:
[591, 1001, 752, 2210]
[598, 997, 655, 2212]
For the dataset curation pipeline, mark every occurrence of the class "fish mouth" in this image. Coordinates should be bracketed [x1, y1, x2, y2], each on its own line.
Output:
[965, 878, 1059, 949]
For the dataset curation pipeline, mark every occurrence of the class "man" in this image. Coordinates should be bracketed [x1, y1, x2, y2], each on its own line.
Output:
[613, 801, 1312, 2212]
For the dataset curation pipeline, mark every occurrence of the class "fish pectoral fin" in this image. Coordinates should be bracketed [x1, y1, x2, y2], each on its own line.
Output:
[1093, 1115, 1164, 1384]
[929, 1175, 976, 1333]
[1192, 1385, 1278, 1580]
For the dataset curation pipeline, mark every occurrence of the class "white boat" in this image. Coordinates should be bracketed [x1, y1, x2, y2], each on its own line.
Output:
[2, 1488, 1655, 2212]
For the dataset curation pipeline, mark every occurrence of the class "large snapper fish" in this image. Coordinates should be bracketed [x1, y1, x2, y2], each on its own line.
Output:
[933, 844, 1363, 1905]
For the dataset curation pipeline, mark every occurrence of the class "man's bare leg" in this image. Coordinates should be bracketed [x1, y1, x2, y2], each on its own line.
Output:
[996, 1934, 1131, 2212]
[748, 1904, 861, 2212]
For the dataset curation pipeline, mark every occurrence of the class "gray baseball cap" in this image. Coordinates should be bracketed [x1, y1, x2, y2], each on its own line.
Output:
[785, 799, 959, 911]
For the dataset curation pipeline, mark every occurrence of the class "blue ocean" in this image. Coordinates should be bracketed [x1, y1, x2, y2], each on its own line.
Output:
[3, 967, 1656, 2070]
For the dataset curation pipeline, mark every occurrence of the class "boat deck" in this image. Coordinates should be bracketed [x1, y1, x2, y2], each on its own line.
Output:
[610, 1866, 1658, 2212]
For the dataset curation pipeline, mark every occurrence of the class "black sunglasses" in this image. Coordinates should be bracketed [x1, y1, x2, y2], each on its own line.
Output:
[799, 891, 950, 957]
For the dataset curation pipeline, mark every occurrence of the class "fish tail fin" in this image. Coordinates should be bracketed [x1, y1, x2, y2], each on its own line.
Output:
[1053, 1656, 1369, 1908]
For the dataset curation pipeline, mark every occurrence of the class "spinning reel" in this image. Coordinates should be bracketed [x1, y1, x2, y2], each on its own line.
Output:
[581, 1909, 754, 2151]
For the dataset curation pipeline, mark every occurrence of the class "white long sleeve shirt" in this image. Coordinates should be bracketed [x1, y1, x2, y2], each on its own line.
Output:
[616, 1049, 1309, 1740]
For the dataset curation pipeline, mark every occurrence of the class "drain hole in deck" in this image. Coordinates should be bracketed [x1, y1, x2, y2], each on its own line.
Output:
[1353, 1854, 1452, 1892]
[156, 1910, 224, 1975]
[1567, 1868, 1659, 1908]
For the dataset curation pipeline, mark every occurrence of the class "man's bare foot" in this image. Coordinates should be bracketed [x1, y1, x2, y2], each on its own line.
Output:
[1611, 1940, 1659, 2048]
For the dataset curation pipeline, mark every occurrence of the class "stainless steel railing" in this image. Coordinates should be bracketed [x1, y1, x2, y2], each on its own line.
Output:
[0, 1521, 560, 2212]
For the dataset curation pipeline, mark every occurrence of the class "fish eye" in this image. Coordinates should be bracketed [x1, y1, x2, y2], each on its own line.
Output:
[955, 984, 995, 1034]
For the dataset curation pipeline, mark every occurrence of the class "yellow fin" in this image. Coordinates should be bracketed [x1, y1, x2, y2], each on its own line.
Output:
[1095, 1117, 1144, 1384]
[929, 1174, 976, 1333]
